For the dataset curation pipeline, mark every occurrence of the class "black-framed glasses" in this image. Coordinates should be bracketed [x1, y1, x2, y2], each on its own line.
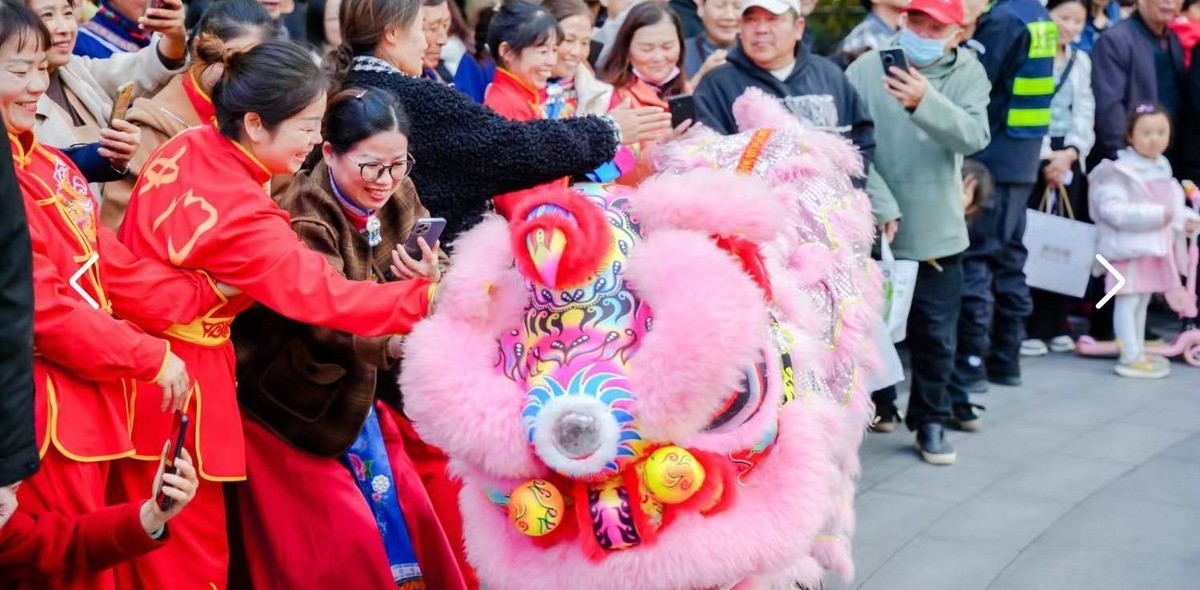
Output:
[355, 154, 416, 183]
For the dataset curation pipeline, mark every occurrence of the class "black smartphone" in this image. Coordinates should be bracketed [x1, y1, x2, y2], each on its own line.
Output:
[879, 48, 910, 76]
[156, 411, 188, 512]
[668, 94, 698, 129]
[403, 217, 446, 262]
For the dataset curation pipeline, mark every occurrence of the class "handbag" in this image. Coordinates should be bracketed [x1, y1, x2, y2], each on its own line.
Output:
[1022, 186, 1098, 298]
[878, 234, 918, 344]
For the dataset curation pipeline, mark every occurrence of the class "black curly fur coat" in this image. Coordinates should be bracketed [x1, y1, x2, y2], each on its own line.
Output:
[345, 60, 621, 244]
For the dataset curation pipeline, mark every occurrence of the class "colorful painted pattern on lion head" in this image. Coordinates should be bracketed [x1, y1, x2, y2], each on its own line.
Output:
[500, 184, 652, 482]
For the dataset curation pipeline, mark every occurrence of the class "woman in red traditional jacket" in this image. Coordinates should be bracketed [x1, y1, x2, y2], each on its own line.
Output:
[228, 88, 466, 590]
[597, 1, 690, 185]
[0, 6, 225, 590]
[102, 0, 279, 229]
[1, 450, 199, 584]
[109, 40, 438, 590]
[484, 0, 568, 218]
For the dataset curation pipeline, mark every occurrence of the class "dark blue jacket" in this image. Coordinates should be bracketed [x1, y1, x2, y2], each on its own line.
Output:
[1089, 13, 1187, 170]
[694, 41, 875, 160]
[61, 143, 127, 183]
[968, 0, 1052, 185]
[452, 54, 493, 104]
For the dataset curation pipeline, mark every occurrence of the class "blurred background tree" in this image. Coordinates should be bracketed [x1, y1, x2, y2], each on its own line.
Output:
[808, 0, 869, 55]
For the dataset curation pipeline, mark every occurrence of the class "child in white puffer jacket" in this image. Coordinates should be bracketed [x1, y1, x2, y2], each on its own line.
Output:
[1089, 104, 1200, 379]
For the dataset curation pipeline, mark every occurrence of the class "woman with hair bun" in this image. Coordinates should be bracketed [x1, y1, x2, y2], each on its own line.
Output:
[328, 0, 673, 244]
[109, 40, 439, 590]
[229, 87, 467, 590]
[101, 0, 280, 230]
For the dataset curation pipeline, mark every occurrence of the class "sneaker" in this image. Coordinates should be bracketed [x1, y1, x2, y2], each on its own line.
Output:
[1048, 335, 1076, 353]
[870, 403, 903, 433]
[1145, 354, 1171, 369]
[966, 379, 990, 394]
[914, 422, 956, 465]
[949, 403, 986, 432]
[1020, 339, 1049, 357]
[1114, 358, 1170, 379]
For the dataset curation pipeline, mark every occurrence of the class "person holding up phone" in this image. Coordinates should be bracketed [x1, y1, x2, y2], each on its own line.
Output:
[229, 87, 466, 590]
[27, 0, 189, 194]
[0, 447, 199, 584]
[0, 6, 232, 590]
[845, 0, 991, 463]
[597, 1, 694, 185]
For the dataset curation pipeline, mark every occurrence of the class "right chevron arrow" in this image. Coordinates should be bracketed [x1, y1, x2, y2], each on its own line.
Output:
[1095, 254, 1125, 309]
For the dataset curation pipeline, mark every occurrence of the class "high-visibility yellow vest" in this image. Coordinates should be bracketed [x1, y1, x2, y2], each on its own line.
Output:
[993, 0, 1059, 138]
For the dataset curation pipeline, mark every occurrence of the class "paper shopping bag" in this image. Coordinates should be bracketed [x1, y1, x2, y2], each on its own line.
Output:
[1023, 188, 1097, 298]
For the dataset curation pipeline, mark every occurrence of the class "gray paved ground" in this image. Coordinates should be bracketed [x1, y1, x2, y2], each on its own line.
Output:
[831, 350, 1200, 590]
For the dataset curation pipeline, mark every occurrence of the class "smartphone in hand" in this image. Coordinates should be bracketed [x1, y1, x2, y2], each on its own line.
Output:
[156, 411, 188, 512]
[879, 49, 911, 77]
[110, 82, 135, 122]
[403, 218, 447, 262]
[667, 94, 698, 129]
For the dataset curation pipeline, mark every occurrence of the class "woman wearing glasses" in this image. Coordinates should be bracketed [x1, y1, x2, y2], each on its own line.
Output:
[228, 87, 466, 590]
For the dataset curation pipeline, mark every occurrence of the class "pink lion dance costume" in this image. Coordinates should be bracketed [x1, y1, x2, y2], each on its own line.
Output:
[400, 89, 882, 590]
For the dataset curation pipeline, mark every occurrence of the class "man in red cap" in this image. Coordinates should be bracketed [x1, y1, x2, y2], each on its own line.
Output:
[847, 0, 992, 465]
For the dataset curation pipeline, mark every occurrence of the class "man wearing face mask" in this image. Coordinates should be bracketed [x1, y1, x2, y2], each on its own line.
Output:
[949, 0, 1056, 409]
[847, 0, 990, 464]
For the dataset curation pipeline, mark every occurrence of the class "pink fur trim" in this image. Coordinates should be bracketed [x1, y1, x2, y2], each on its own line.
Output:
[633, 171, 784, 243]
[434, 216, 528, 332]
[399, 315, 545, 479]
[624, 230, 770, 443]
[459, 402, 836, 590]
[732, 88, 802, 133]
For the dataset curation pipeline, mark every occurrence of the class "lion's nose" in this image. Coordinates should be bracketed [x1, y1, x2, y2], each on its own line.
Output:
[552, 411, 602, 459]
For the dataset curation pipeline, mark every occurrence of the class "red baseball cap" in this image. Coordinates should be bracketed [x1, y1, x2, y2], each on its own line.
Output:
[902, 0, 965, 26]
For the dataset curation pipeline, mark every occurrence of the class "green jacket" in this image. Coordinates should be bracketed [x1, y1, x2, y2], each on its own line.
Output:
[847, 43, 992, 260]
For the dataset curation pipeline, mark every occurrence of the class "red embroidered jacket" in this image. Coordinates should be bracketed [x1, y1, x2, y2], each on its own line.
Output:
[117, 125, 435, 480]
[485, 68, 570, 219]
[9, 131, 222, 461]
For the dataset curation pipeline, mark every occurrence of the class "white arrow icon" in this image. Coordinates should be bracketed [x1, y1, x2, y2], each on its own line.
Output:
[70, 253, 100, 310]
[1094, 254, 1125, 309]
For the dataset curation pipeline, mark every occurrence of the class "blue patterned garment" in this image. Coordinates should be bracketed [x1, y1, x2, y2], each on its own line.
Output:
[344, 406, 424, 587]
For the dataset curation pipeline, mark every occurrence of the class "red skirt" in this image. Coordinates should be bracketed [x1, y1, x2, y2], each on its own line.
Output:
[231, 404, 467, 590]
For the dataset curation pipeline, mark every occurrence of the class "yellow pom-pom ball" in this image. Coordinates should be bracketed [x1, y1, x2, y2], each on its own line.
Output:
[507, 479, 565, 537]
[643, 446, 705, 505]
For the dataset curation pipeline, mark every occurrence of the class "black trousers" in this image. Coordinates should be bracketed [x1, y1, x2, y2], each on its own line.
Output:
[951, 182, 1035, 402]
[1026, 145, 1090, 341]
[872, 255, 963, 429]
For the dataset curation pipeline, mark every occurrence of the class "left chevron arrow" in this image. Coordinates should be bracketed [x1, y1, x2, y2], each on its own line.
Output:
[70, 253, 100, 309]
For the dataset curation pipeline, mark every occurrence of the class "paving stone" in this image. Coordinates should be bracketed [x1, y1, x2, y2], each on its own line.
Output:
[1057, 422, 1192, 465]
[986, 546, 1200, 590]
[852, 490, 951, 557]
[1033, 491, 1200, 559]
[1104, 457, 1200, 509]
[857, 537, 1017, 590]
[922, 489, 1074, 552]
[874, 455, 1018, 503]
[1121, 392, 1200, 433]
[1159, 432, 1200, 463]
[951, 421, 1078, 462]
[990, 452, 1131, 503]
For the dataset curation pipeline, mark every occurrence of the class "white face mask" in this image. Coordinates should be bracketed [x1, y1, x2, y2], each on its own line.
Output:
[898, 28, 954, 66]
